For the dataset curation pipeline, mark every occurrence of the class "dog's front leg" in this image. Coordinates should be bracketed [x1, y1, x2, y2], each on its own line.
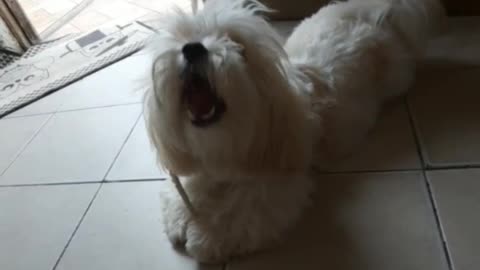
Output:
[161, 186, 190, 249]
[161, 181, 233, 263]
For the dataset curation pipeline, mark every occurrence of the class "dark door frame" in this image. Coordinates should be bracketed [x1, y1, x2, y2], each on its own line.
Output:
[0, 0, 36, 51]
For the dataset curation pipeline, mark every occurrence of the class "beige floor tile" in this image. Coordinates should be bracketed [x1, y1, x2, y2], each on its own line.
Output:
[28, 8, 56, 33]
[106, 117, 166, 181]
[90, 0, 150, 22]
[329, 101, 421, 172]
[135, 11, 165, 30]
[55, 181, 220, 270]
[96, 17, 143, 29]
[32, 0, 191, 39]
[0, 105, 141, 185]
[409, 68, 480, 167]
[6, 86, 74, 117]
[70, 10, 111, 31]
[0, 184, 99, 270]
[39, 0, 77, 15]
[48, 23, 82, 40]
[0, 115, 50, 176]
[57, 52, 151, 111]
[127, 0, 192, 13]
[228, 172, 448, 270]
[136, 11, 161, 23]
[423, 17, 480, 69]
[18, 0, 40, 14]
[428, 168, 480, 270]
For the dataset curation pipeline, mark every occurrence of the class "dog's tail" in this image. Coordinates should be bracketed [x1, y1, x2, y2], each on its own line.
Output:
[382, 0, 446, 54]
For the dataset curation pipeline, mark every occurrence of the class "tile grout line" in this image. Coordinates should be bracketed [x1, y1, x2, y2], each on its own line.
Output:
[124, 0, 173, 14]
[318, 168, 423, 175]
[405, 96, 427, 166]
[101, 112, 143, 181]
[3, 111, 53, 119]
[1, 103, 143, 185]
[423, 171, 455, 270]
[54, 101, 144, 116]
[104, 178, 167, 183]
[404, 96, 454, 270]
[0, 181, 104, 188]
[2, 165, 480, 188]
[0, 178, 167, 188]
[51, 183, 104, 270]
[7, 165, 480, 188]
[404, 96, 426, 166]
[5, 102, 143, 119]
[426, 164, 480, 171]
[0, 114, 55, 177]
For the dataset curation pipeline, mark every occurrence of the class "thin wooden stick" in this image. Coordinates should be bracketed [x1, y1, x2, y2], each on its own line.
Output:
[170, 173, 197, 216]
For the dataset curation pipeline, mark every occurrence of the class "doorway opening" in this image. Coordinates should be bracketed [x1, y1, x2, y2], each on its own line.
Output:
[3, 0, 197, 48]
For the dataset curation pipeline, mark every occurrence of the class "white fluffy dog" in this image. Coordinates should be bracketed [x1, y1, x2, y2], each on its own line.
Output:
[145, 0, 445, 263]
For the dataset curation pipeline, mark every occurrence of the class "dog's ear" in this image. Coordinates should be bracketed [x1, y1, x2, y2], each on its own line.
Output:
[244, 59, 311, 174]
[146, 117, 198, 175]
[248, 91, 311, 174]
[154, 138, 198, 176]
[145, 95, 199, 176]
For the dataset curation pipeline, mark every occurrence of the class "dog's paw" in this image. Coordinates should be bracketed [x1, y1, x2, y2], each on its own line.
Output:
[162, 198, 231, 263]
[161, 195, 189, 250]
[185, 241, 227, 264]
[164, 211, 228, 262]
[164, 219, 187, 249]
[184, 227, 231, 264]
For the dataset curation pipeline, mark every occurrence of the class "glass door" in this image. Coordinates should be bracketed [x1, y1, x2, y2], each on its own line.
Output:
[0, 0, 35, 51]
[1, 0, 93, 47]
[1, 0, 199, 52]
[0, 9, 23, 55]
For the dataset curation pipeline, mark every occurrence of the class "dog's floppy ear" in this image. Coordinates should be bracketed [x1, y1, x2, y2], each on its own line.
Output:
[153, 137, 198, 176]
[244, 55, 311, 174]
[145, 100, 199, 176]
[247, 90, 311, 174]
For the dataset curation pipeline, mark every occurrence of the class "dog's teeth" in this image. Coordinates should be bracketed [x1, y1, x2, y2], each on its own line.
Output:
[201, 106, 216, 120]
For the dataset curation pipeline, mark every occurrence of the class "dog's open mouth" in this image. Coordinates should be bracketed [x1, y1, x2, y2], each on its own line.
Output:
[182, 72, 226, 127]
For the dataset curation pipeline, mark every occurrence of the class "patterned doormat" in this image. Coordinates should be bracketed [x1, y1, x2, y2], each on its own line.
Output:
[0, 22, 154, 118]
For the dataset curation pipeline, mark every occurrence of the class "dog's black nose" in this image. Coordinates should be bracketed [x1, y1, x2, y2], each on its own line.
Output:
[182, 42, 208, 63]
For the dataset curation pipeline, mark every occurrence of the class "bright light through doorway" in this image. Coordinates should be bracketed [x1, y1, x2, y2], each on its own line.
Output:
[17, 0, 196, 41]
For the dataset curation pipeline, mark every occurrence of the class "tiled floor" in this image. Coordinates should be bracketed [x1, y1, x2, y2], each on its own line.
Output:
[18, 0, 193, 39]
[1, 18, 480, 270]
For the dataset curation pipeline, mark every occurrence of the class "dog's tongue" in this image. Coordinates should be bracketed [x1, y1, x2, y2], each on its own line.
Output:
[184, 77, 216, 120]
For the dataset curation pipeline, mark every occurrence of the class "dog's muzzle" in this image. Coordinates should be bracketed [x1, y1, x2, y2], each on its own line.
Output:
[181, 42, 226, 128]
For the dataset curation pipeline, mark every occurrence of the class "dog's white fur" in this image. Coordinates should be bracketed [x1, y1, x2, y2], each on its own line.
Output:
[145, 0, 445, 262]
